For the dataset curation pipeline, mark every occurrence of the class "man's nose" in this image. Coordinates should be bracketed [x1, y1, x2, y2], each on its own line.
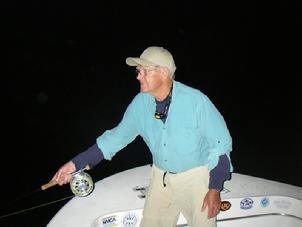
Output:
[136, 73, 143, 80]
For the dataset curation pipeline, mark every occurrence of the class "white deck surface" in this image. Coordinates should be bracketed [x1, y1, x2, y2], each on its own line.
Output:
[47, 165, 302, 227]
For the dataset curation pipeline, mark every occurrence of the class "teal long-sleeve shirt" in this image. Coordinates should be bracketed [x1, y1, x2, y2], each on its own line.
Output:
[97, 80, 233, 172]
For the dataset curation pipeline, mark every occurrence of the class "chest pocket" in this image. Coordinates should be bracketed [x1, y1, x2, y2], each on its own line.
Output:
[169, 117, 202, 156]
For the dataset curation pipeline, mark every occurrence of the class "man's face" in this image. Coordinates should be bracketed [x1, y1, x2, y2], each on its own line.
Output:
[136, 65, 163, 94]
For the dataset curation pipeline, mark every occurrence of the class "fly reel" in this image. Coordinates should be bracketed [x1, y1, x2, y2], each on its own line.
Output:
[41, 164, 94, 197]
[70, 168, 94, 197]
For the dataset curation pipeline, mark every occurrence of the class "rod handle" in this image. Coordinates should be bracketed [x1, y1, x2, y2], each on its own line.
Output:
[41, 180, 57, 191]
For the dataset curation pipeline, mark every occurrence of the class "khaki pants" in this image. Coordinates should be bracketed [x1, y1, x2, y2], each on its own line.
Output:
[140, 165, 216, 227]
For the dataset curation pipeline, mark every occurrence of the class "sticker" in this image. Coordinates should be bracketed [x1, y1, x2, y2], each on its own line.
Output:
[220, 201, 232, 211]
[273, 198, 292, 209]
[240, 198, 254, 210]
[260, 197, 270, 208]
[123, 212, 138, 227]
[102, 215, 117, 227]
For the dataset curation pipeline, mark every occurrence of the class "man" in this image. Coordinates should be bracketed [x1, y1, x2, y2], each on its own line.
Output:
[51, 46, 233, 227]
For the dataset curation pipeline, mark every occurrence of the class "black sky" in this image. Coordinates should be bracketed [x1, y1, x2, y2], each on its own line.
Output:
[2, 0, 302, 226]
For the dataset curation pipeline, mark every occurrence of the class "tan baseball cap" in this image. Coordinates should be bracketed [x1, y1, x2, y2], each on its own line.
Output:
[126, 46, 176, 75]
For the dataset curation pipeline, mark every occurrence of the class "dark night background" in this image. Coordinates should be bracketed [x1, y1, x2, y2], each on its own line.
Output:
[1, 0, 302, 226]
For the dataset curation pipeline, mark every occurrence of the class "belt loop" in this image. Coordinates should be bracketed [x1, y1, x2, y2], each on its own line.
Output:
[163, 171, 167, 187]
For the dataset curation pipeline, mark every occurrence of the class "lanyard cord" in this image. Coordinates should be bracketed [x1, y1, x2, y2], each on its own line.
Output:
[154, 85, 173, 120]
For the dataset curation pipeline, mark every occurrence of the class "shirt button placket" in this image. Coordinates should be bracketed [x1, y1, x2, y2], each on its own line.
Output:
[162, 125, 168, 166]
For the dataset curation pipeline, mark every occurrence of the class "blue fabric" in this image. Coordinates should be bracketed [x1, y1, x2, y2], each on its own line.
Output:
[209, 154, 231, 191]
[72, 143, 230, 191]
[71, 144, 104, 170]
[97, 80, 233, 172]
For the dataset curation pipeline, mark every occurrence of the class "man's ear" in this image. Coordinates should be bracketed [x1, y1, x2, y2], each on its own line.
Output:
[160, 67, 171, 78]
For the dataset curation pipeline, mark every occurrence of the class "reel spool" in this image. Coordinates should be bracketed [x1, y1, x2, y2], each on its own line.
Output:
[70, 169, 94, 197]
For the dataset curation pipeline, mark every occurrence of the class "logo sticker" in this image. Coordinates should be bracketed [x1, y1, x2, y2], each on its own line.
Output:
[123, 212, 138, 227]
[260, 197, 270, 208]
[240, 198, 254, 210]
[273, 199, 292, 209]
[102, 215, 117, 227]
[220, 201, 232, 211]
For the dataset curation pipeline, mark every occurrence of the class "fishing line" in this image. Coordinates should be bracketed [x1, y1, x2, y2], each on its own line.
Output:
[0, 164, 94, 220]
[0, 195, 74, 220]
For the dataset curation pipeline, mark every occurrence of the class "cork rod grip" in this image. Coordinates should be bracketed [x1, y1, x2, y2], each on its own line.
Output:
[41, 180, 57, 191]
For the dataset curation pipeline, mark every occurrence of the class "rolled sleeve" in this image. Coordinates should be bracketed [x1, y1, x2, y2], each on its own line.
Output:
[200, 95, 233, 171]
[96, 95, 141, 160]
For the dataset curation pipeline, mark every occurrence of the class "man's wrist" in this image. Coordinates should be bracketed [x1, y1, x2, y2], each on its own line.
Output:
[208, 188, 220, 193]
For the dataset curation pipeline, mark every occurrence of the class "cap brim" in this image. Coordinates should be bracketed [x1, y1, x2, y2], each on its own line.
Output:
[126, 57, 158, 67]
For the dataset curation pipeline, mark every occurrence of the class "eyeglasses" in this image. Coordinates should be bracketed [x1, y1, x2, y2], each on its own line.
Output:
[135, 66, 158, 75]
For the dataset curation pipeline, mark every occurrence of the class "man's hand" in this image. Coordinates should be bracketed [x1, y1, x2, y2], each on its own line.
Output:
[51, 161, 76, 186]
[201, 189, 221, 218]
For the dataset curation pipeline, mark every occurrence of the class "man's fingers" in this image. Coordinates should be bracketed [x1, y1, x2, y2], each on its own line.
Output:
[208, 208, 217, 218]
[207, 204, 220, 218]
[201, 200, 207, 211]
[56, 173, 71, 185]
[51, 170, 71, 186]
